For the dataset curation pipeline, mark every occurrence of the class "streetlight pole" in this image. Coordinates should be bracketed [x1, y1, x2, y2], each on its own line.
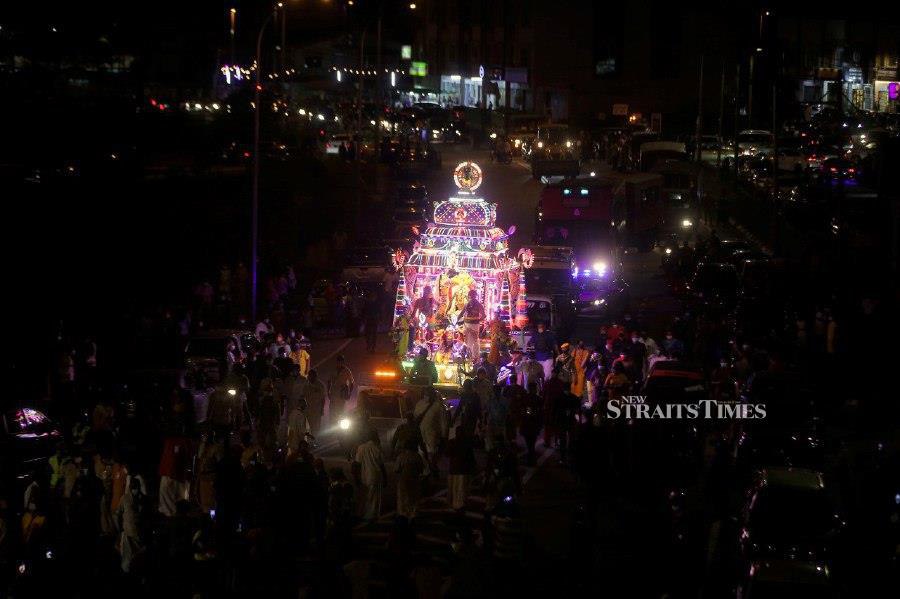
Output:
[733, 62, 740, 177]
[694, 54, 704, 162]
[748, 52, 754, 128]
[252, 7, 278, 322]
[353, 26, 368, 234]
[229, 8, 237, 65]
[716, 59, 725, 168]
[281, 4, 287, 71]
[376, 7, 383, 105]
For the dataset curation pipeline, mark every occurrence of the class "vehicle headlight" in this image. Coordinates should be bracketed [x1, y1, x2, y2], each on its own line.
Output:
[537, 141, 544, 149]
[593, 299, 605, 306]
[227, 388, 237, 396]
[514, 139, 521, 147]
[681, 219, 693, 228]
[566, 140, 573, 148]
[339, 418, 352, 431]
[671, 193, 682, 200]
[592, 261, 608, 274]
[490, 132, 497, 139]
[665, 247, 673, 255]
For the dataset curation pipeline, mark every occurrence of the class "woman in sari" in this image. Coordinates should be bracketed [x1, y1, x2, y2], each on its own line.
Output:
[571, 340, 590, 400]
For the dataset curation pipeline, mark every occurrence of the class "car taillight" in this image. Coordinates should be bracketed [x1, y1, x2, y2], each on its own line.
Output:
[848, 168, 855, 173]
[829, 167, 837, 172]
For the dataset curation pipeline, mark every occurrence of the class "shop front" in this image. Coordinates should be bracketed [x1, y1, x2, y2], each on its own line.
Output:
[439, 74, 484, 108]
[843, 66, 874, 112]
[873, 67, 899, 113]
[439, 67, 530, 110]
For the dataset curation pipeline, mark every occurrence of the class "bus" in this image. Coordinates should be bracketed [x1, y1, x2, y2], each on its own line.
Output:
[535, 171, 664, 255]
[648, 160, 698, 238]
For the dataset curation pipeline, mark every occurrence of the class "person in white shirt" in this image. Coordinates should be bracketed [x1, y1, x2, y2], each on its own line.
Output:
[327, 356, 355, 423]
[286, 405, 310, 457]
[353, 430, 387, 521]
[414, 388, 448, 476]
[255, 317, 273, 341]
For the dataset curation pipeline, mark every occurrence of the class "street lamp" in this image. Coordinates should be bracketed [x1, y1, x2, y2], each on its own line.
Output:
[251, 4, 281, 322]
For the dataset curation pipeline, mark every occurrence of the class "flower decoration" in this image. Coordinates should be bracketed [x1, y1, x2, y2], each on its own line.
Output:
[391, 248, 408, 271]
[518, 247, 535, 269]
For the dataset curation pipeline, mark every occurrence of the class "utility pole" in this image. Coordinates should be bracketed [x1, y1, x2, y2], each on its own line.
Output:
[229, 8, 237, 65]
[733, 62, 740, 177]
[502, 0, 511, 134]
[281, 5, 287, 71]
[376, 5, 382, 105]
[252, 8, 277, 322]
[479, 0, 488, 144]
[716, 59, 725, 167]
[355, 27, 367, 232]
[748, 52, 754, 128]
[694, 54, 704, 162]
[771, 82, 780, 253]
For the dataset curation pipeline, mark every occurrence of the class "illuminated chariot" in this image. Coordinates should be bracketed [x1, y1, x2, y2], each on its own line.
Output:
[391, 162, 532, 386]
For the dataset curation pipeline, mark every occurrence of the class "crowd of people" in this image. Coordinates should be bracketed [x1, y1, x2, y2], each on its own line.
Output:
[3, 300, 533, 597]
[2, 215, 889, 598]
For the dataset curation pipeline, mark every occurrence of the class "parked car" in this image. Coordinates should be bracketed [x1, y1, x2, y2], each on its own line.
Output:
[325, 133, 351, 155]
[739, 467, 845, 563]
[735, 559, 836, 599]
[736, 129, 775, 157]
[1, 407, 62, 489]
[394, 145, 441, 176]
[775, 146, 806, 172]
[697, 135, 725, 164]
[820, 157, 859, 182]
